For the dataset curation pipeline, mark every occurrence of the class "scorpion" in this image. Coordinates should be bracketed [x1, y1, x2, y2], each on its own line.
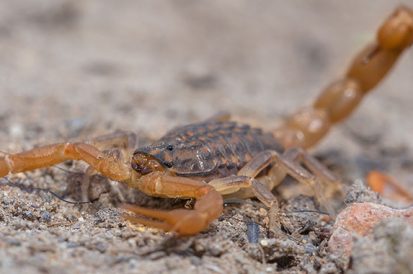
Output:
[0, 6, 412, 235]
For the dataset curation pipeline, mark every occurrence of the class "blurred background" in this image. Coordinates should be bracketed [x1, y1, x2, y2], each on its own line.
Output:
[0, 2, 413, 273]
[0, 0, 412, 153]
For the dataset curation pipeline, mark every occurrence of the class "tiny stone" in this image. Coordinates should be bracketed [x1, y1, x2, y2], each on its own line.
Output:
[266, 266, 275, 272]
[209, 246, 222, 257]
[95, 242, 107, 253]
[6, 238, 21, 246]
[259, 208, 267, 215]
[260, 239, 269, 247]
[247, 222, 260, 244]
[66, 242, 80, 248]
[319, 262, 338, 274]
[41, 211, 51, 223]
[304, 243, 316, 254]
[193, 242, 205, 254]
[22, 211, 34, 221]
[190, 257, 202, 266]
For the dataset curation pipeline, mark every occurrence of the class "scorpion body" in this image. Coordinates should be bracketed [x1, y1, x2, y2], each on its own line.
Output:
[135, 121, 284, 178]
[0, 6, 412, 235]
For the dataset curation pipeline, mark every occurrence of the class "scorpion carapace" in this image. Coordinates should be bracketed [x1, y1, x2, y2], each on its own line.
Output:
[134, 121, 284, 178]
[0, 6, 412, 235]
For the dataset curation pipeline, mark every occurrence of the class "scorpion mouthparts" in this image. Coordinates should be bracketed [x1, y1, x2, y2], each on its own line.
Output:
[131, 152, 165, 175]
[132, 162, 152, 175]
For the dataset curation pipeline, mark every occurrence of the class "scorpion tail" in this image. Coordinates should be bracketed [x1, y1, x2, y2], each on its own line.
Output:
[273, 5, 413, 149]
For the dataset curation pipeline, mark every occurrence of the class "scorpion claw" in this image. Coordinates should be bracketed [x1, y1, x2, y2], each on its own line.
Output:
[121, 204, 211, 235]
[123, 211, 173, 231]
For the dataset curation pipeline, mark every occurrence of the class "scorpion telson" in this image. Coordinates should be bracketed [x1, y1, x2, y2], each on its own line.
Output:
[0, 6, 412, 235]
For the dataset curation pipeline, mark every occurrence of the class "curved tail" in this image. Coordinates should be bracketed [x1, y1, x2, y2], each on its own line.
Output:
[273, 6, 413, 149]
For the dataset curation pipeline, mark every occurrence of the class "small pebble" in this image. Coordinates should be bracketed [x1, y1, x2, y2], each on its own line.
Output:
[6, 238, 21, 246]
[258, 208, 267, 216]
[66, 242, 80, 248]
[246, 221, 260, 244]
[266, 266, 275, 272]
[328, 202, 413, 258]
[260, 239, 269, 247]
[41, 211, 51, 223]
[190, 257, 202, 266]
[22, 211, 35, 221]
[209, 246, 222, 257]
[304, 243, 317, 254]
[95, 242, 108, 253]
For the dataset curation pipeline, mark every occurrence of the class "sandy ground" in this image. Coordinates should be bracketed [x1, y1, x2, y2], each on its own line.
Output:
[0, 1, 413, 273]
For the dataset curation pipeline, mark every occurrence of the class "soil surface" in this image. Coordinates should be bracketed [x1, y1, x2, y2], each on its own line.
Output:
[1, 1, 413, 273]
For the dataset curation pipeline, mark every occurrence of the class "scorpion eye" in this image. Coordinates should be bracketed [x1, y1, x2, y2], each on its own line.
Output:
[163, 162, 173, 168]
[166, 144, 174, 151]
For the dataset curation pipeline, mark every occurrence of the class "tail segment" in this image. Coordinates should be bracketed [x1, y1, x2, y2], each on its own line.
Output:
[273, 6, 413, 149]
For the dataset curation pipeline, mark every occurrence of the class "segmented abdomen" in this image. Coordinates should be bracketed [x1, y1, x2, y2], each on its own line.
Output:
[160, 121, 284, 177]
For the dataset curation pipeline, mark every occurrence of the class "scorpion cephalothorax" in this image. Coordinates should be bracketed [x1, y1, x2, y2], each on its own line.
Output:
[0, 6, 412, 235]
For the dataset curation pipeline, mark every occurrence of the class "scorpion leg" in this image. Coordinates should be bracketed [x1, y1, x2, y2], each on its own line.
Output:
[122, 172, 223, 235]
[367, 171, 413, 203]
[264, 149, 336, 213]
[274, 6, 413, 148]
[211, 150, 334, 211]
[0, 142, 131, 181]
[80, 131, 137, 201]
[88, 130, 137, 153]
[283, 147, 339, 185]
[208, 172, 286, 234]
[282, 148, 342, 211]
[210, 150, 283, 207]
[209, 175, 277, 207]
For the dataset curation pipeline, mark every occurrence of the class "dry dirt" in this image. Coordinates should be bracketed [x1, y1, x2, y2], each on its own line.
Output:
[1, 1, 413, 273]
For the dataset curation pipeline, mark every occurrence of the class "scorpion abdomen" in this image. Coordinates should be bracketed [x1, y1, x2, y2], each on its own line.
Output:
[135, 121, 284, 178]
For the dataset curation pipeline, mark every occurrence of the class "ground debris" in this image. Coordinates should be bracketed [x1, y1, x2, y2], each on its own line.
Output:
[328, 202, 413, 269]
